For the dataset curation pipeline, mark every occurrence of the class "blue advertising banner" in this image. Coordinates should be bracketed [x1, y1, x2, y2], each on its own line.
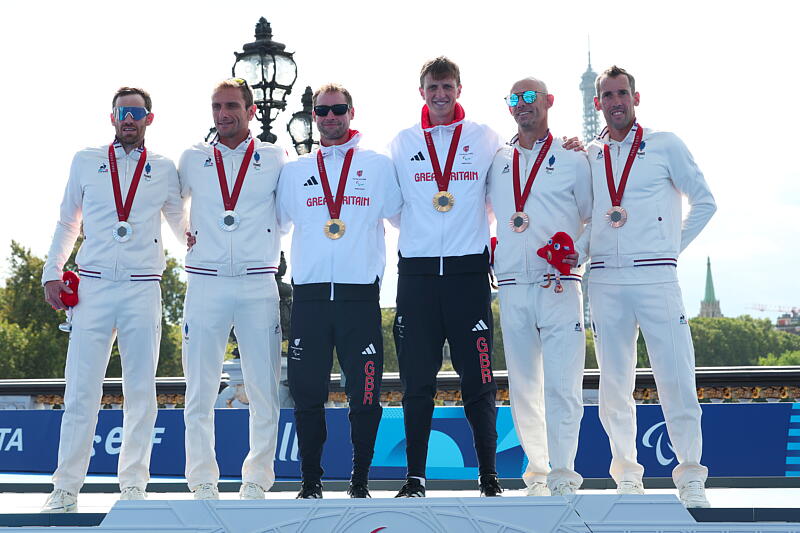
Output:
[0, 404, 796, 480]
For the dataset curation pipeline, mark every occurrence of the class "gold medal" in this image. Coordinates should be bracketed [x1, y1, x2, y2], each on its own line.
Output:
[324, 218, 346, 239]
[606, 206, 628, 228]
[509, 211, 529, 232]
[433, 191, 455, 212]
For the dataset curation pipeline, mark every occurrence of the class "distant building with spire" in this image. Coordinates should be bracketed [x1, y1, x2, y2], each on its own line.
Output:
[580, 46, 600, 143]
[580, 44, 599, 325]
[699, 257, 723, 317]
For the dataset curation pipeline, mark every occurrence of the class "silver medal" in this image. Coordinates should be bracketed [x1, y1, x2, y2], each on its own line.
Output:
[112, 221, 133, 242]
[218, 210, 240, 232]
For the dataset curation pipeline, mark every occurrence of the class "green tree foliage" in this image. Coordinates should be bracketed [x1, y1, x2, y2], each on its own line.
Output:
[758, 350, 800, 366]
[689, 316, 800, 367]
[0, 241, 186, 378]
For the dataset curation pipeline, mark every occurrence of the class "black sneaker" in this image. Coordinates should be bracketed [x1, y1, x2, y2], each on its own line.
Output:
[347, 480, 371, 498]
[296, 480, 323, 499]
[395, 478, 425, 498]
[479, 474, 503, 497]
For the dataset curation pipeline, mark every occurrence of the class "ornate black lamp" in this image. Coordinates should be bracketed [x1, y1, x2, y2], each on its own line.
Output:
[287, 86, 318, 155]
[232, 17, 297, 143]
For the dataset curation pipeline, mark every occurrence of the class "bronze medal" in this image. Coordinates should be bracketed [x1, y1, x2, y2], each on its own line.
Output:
[606, 206, 628, 228]
[509, 211, 529, 232]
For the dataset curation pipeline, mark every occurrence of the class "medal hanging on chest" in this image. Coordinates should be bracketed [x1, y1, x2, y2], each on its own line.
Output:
[424, 125, 462, 212]
[603, 125, 643, 228]
[510, 134, 552, 232]
[214, 139, 255, 231]
[317, 148, 355, 239]
[108, 144, 147, 243]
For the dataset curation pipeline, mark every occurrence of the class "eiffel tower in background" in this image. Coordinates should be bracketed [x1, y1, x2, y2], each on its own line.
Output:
[580, 43, 599, 325]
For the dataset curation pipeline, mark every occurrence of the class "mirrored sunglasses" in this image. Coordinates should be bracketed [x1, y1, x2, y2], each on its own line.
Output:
[314, 104, 350, 116]
[505, 90, 544, 107]
[114, 106, 149, 121]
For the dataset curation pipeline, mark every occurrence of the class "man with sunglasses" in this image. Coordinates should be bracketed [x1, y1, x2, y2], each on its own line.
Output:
[40, 87, 186, 512]
[277, 84, 402, 499]
[178, 78, 286, 500]
[486, 78, 592, 497]
[587, 66, 715, 508]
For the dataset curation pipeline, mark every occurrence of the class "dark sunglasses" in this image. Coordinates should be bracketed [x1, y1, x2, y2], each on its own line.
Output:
[504, 90, 547, 107]
[314, 104, 350, 116]
[114, 106, 150, 121]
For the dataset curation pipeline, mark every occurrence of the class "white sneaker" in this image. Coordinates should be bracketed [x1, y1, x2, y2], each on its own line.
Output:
[526, 482, 551, 496]
[616, 480, 645, 495]
[678, 480, 710, 508]
[192, 483, 219, 500]
[239, 482, 265, 500]
[119, 486, 147, 500]
[551, 482, 577, 496]
[41, 489, 77, 513]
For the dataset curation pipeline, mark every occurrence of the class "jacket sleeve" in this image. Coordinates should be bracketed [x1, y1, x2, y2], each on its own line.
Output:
[386, 136, 404, 229]
[380, 157, 403, 220]
[572, 153, 593, 265]
[276, 164, 294, 236]
[162, 160, 189, 242]
[666, 134, 716, 252]
[42, 153, 84, 285]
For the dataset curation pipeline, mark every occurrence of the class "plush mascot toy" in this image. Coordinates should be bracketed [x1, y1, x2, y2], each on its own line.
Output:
[58, 271, 80, 332]
[536, 232, 575, 293]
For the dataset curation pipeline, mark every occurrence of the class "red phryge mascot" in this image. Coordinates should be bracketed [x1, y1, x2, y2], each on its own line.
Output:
[536, 231, 575, 293]
[58, 271, 80, 332]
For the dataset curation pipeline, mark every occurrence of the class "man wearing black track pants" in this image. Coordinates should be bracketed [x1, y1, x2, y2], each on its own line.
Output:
[390, 57, 504, 497]
[277, 83, 402, 499]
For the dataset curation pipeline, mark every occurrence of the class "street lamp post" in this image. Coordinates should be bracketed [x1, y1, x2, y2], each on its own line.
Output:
[232, 17, 298, 144]
[287, 86, 318, 156]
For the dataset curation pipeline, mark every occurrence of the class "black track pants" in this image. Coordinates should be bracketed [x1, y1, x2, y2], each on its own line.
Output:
[288, 296, 383, 483]
[394, 272, 498, 478]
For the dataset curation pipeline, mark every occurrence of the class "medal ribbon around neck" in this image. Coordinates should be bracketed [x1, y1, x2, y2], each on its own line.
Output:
[213, 139, 255, 212]
[108, 143, 147, 222]
[423, 124, 463, 193]
[316, 148, 355, 221]
[513, 133, 553, 213]
[603, 124, 643, 208]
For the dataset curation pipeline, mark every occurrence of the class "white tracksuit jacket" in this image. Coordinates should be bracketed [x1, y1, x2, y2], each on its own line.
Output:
[586, 123, 716, 487]
[277, 132, 403, 289]
[178, 134, 286, 491]
[390, 104, 502, 268]
[42, 140, 185, 494]
[487, 136, 591, 489]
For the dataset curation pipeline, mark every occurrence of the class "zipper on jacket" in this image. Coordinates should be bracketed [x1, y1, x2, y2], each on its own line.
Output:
[229, 155, 235, 274]
[329, 149, 339, 300]
[437, 127, 445, 276]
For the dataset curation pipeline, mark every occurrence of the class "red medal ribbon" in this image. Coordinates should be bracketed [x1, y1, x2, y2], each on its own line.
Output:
[512, 133, 553, 213]
[213, 139, 255, 211]
[108, 144, 147, 222]
[603, 124, 643, 207]
[316, 148, 355, 220]
[423, 124, 463, 193]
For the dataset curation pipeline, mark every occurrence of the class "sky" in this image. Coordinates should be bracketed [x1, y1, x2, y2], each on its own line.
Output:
[1, 0, 798, 320]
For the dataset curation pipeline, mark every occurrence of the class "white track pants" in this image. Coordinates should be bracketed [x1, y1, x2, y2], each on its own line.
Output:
[588, 281, 708, 487]
[182, 274, 281, 490]
[498, 281, 585, 489]
[53, 278, 161, 493]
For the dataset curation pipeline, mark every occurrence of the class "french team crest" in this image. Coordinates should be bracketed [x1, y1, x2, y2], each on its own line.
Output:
[637, 141, 647, 159]
[545, 154, 556, 173]
[253, 151, 261, 169]
[143, 162, 152, 181]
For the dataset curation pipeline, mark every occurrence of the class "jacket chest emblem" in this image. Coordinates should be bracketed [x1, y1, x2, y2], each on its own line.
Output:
[252, 152, 261, 170]
[637, 141, 647, 159]
[354, 170, 366, 191]
[203, 157, 213, 167]
[459, 145, 474, 164]
[98, 163, 109, 173]
[545, 154, 556, 174]
[143, 162, 153, 181]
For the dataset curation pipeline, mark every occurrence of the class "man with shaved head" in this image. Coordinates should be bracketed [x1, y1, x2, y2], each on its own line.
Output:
[487, 77, 592, 496]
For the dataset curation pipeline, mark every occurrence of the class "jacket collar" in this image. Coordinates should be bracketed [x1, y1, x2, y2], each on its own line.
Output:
[420, 103, 466, 131]
[111, 139, 145, 159]
[598, 121, 641, 145]
[210, 132, 254, 154]
[318, 130, 360, 157]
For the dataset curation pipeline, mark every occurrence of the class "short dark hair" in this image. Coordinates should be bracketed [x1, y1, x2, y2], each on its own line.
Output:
[312, 83, 353, 108]
[595, 65, 636, 96]
[112, 87, 152, 111]
[419, 56, 461, 88]
[214, 78, 254, 108]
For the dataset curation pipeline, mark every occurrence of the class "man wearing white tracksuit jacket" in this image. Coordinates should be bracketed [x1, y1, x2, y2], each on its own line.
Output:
[178, 79, 286, 500]
[487, 77, 592, 497]
[41, 87, 186, 512]
[278, 84, 403, 499]
[588, 66, 716, 508]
